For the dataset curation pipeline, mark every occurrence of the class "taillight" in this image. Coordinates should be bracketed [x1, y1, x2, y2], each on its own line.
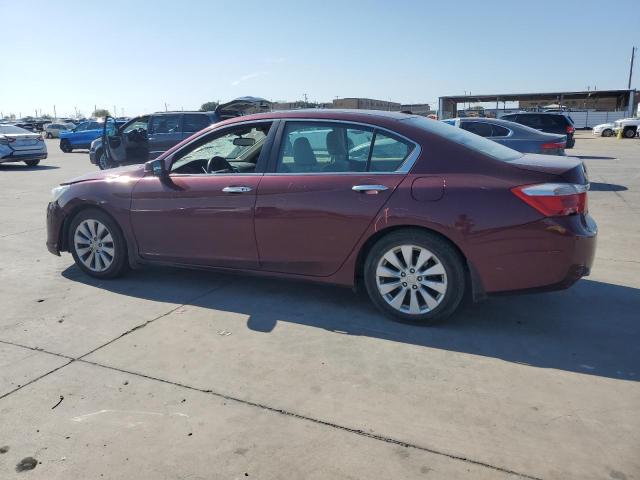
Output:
[511, 183, 588, 216]
[566, 125, 575, 134]
[541, 141, 566, 150]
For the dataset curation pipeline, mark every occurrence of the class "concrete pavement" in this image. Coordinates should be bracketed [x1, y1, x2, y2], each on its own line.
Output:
[0, 132, 638, 479]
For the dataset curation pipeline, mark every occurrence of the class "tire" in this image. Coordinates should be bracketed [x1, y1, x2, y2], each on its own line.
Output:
[602, 129, 613, 137]
[24, 160, 40, 167]
[623, 127, 637, 139]
[60, 139, 72, 153]
[364, 229, 466, 325]
[97, 150, 113, 170]
[46, 132, 52, 139]
[69, 208, 129, 279]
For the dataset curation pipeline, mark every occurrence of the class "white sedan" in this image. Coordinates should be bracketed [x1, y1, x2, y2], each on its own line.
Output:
[0, 124, 48, 167]
[592, 123, 615, 137]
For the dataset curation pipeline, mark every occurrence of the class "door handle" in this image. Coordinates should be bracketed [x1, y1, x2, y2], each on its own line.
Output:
[222, 186, 252, 193]
[352, 184, 389, 194]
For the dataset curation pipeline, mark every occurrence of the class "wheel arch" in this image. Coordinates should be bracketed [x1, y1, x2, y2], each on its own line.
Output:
[61, 204, 139, 269]
[353, 225, 486, 302]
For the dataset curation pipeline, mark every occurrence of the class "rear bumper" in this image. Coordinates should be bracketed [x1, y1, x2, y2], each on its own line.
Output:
[46, 201, 66, 256]
[0, 151, 47, 163]
[474, 214, 597, 294]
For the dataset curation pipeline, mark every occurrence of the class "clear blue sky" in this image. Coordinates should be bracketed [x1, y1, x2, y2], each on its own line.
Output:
[1, 0, 638, 118]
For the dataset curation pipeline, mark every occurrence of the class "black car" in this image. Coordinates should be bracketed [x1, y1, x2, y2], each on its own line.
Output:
[500, 112, 575, 148]
[91, 97, 270, 169]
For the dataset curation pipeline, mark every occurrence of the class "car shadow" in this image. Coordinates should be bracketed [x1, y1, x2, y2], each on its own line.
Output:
[61, 265, 639, 382]
[589, 182, 628, 192]
[0, 164, 59, 170]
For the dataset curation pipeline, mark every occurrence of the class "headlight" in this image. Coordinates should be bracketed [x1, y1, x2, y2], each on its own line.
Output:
[51, 185, 70, 202]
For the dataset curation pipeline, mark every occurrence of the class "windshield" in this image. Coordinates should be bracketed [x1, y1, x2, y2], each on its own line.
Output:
[0, 125, 31, 134]
[405, 116, 522, 162]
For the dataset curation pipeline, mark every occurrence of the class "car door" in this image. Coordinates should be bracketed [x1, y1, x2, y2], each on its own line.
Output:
[104, 116, 149, 164]
[82, 122, 103, 147]
[68, 122, 88, 146]
[254, 120, 417, 277]
[147, 114, 183, 159]
[130, 121, 275, 268]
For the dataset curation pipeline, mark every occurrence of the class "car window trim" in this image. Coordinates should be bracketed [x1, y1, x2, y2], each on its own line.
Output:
[165, 119, 279, 177]
[265, 118, 421, 175]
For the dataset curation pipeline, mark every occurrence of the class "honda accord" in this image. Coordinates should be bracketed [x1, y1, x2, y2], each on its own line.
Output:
[46, 110, 597, 324]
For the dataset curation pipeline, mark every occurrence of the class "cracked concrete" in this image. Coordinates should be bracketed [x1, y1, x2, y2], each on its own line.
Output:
[0, 133, 638, 479]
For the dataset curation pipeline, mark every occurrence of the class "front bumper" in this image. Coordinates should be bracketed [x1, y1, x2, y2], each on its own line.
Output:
[46, 201, 66, 256]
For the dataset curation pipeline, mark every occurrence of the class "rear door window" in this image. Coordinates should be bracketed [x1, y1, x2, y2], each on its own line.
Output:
[517, 115, 543, 128]
[368, 132, 413, 172]
[183, 114, 211, 134]
[460, 121, 493, 137]
[149, 114, 182, 134]
[490, 124, 510, 137]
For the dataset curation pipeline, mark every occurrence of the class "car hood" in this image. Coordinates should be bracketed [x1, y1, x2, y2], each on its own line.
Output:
[61, 164, 145, 185]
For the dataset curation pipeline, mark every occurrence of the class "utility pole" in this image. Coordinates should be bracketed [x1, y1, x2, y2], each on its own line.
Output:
[113, 105, 116, 117]
[53, 105, 57, 118]
[164, 102, 168, 112]
[303, 93, 308, 105]
[628, 46, 637, 89]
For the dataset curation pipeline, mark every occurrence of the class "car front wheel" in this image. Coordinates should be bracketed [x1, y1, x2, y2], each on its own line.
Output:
[364, 230, 466, 324]
[69, 209, 128, 279]
[623, 127, 637, 138]
[97, 150, 113, 170]
[602, 129, 613, 137]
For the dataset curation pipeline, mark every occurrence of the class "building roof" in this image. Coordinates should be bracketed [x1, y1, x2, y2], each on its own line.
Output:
[439, 89, 636, 103]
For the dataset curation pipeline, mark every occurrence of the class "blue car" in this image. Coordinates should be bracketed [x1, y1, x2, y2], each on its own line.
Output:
[59, 121, 106, 152]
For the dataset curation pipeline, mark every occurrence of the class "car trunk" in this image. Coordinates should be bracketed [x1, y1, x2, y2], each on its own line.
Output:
[538, 132, 567, 155]
[5, 134, 42, 151]
[509, 153, 588, 185]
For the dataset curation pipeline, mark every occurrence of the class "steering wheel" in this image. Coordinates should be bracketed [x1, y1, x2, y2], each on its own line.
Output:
[206, 156, 237, 174]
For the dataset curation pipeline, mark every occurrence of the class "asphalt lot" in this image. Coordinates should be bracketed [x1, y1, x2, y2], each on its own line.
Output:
[0, 131, 638, 480]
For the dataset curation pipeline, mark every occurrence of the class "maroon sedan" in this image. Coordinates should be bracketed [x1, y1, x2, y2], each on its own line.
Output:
[46, 110, 596, 324]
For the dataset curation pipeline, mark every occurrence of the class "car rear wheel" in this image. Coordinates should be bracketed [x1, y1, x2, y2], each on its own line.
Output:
[69, 209, 128, 279]
[24, 160, 40, 167]
[46, 132, 53, 139]
[602, 129, 613, 137]
[60, 139, 72, 153]
[364, 230, 466, 325]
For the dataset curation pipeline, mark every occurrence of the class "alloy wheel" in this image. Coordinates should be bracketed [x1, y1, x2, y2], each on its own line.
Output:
[73, 219, 115, 272]
[375, 244, 448, 315]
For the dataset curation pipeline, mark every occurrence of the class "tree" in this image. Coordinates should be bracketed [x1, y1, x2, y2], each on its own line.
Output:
[199, 101, 219, 112]
[93, 109, 111, 118]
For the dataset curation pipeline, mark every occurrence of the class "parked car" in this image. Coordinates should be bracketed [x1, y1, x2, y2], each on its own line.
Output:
[91, 97, 270, 169]
[0, 124, 47, 166]
[613, 117, 639, 138]
[46, 110, 596, 324]
[58, 121, 105, 152]
[45, 123, 74, 138]
[592, 123, 615, 137]
[500, 112, 576, 148]
[444, 117, 566, 155]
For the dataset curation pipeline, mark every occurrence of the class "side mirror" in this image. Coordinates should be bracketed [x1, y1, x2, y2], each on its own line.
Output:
[146, 158, 166, 177]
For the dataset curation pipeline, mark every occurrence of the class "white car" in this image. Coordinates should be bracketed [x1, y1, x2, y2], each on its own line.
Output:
[44, 122, 74, 138]
[0, 124, 48, 167]
[592, 123, 615, 137]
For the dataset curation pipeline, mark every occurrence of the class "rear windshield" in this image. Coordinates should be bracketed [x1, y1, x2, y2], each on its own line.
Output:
[405, 117, 522, 162]
[0, 125, 30, 134]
